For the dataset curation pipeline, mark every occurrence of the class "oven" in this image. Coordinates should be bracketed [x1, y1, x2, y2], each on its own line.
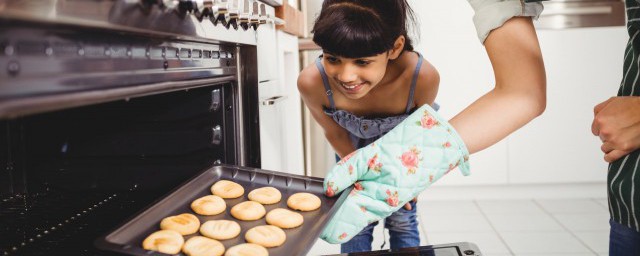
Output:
[0, 0, 268, 254]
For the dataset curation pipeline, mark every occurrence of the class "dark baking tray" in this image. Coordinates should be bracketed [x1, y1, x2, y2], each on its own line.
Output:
[95, 164, 351, 256]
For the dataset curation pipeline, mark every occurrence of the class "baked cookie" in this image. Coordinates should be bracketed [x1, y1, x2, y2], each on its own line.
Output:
[224, 243, 269, 256]
[191, 195, 226, 216]
[211, 180, 245, 199]
[200, 220, 241, 240]
[142, 230, 184, 254]
[247, 187, 282, 205]
[244, 225, 286, 248]
[160, 213, 200, 235]
[230, 201, 266, 221]
[182, 236, 225, 256]
[265, 208, 304, 229]
[287, 192, 321, 211]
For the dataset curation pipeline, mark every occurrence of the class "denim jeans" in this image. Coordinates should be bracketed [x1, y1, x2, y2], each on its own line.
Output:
[340, 200, 420, 253]
[609, 219, 640, 256]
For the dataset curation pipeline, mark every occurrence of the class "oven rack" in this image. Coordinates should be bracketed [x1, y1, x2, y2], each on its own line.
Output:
[0, 186, 163, 255]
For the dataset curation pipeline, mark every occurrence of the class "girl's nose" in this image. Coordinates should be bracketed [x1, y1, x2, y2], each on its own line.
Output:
[337, 67, 358, 84]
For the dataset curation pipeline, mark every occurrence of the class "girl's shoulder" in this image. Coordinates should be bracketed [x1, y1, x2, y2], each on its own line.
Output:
[297, 61, 330, 108]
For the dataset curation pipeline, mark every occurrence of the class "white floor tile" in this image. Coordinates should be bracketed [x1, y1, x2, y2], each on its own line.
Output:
[536, 199, 608, 214]
[476, 199, 545, 214]
[500, 232, 592, 254]
[426, 232, 511, 254]
[307, 239, 340, 256]
[554, 213, 611, 231]
[420, 214, 494, 232]
[416, 200, 481, 215]
[516, 254, 595, 256]
[574, 231, 609, 254]
[485, 213, 564, 232]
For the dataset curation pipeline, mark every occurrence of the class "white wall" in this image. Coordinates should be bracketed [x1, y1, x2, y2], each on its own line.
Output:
[408, 0, 627, 186]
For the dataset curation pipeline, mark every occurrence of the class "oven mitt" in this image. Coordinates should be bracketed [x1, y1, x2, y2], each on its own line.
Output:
[320, 104, 470, 244]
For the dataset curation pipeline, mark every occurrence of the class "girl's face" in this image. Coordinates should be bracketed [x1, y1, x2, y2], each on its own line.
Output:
[321, 52, 391, 100]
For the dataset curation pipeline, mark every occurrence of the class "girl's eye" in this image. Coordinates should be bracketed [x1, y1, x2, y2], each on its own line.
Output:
[325, 56, 339, 63]
[355, 60, 371, 66]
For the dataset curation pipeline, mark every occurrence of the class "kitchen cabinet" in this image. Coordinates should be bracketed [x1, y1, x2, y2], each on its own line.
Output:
[408, 0, 625, 186]
[507, 27, 626, 184]
[257, 8, 304, 175]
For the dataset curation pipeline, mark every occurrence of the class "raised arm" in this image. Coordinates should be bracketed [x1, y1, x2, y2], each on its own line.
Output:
[449, 16, 546, 153]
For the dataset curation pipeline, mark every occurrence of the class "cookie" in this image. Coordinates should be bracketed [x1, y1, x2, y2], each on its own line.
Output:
[265, 208, 304, 229]
[142, 230, 184, 254]
[244, 225, 286, 248]
[160, 213, 200, 235]
[182, 236, 225, 256]
[248, 186, 282, 205]
[230, 201, 266, 221]
[191, 195, 226, 216]
[200, 220, 241, 240]
[224, 243, 269, 256]
[287, 192, 321, 211]
[211, 180, 244, 199]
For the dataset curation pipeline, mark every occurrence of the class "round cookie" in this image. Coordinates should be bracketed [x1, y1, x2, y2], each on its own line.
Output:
[287, 192, 321, 211]
[211, 180, 244, 199]
[160, 213, 200, 235]
[265, 208, 304, 229]
[200, 220, 241, 240]
[142, 230, 184, 254]
[230, 201, 266, 221]
[191, 195, 226, 216]
[182, 236, 225, 256]
[244, 225, 286, 248]
[224, 243, 269, 256]
[248, 186, 282, 205]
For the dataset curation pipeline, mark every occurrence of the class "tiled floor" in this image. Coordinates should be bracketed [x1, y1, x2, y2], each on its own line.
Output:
[308, 198, 610, 256]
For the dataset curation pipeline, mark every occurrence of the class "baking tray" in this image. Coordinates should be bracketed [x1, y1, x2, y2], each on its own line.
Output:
[95, 164, 351, 256]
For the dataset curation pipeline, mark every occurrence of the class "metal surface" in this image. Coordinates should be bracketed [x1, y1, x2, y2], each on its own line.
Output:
[535, 0, 625, 29]
[0, 0, 279, 44]
[261, 95, 288, 105]
[334, 242, 483, 256]
[95, 164, 352, 256]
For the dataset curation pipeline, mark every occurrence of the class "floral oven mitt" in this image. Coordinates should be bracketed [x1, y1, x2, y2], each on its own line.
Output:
[321, 104, 471, 244]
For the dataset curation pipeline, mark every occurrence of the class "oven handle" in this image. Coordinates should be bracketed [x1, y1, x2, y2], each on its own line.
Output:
[261, 95, 287, 106]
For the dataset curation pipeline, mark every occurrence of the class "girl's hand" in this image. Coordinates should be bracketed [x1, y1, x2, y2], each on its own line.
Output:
[591, 96, 640, 162]
[403, 197, 417, 210]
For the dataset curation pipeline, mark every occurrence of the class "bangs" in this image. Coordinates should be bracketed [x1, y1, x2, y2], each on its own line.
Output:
[312, 4, 395, 58]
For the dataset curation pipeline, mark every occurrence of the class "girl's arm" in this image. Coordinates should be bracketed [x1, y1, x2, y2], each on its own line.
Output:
[298, 66, 357, 158]
[449, 17, 546, 154]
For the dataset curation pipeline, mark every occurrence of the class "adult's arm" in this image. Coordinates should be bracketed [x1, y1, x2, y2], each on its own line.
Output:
[450, 14, 546, 153]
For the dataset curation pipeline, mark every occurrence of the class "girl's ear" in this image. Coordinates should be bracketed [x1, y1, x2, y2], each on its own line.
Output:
[388, 35, 405, 60]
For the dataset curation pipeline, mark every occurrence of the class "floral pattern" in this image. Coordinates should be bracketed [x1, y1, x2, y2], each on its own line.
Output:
[443, 141, 451, 148]
[337, 151, 356, 165]
[360, 206, 367, 213]
[385, 189, 399, 207]
[348, 165, 354, 175]
[339, 232, 348, 240]
[326, 181, 337, 197]
[367, 154, 383, 173]
[400, 146, 422, 174]
[416, 110, 439, 129]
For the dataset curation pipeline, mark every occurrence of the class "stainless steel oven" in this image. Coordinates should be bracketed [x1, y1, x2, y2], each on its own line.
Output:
[0, 0, 269, 254]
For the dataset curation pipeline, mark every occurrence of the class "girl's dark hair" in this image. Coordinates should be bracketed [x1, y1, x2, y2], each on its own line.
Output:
[312, 0, 418, 59]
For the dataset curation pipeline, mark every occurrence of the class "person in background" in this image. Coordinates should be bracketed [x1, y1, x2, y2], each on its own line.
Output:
[591, 1, 640, 255]
[298, 0, 546, 253]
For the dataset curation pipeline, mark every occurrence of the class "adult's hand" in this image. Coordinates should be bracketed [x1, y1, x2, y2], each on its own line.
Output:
[592, 96, 640, 162]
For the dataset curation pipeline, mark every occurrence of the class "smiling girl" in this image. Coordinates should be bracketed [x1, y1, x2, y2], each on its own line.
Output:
[298, 0, 545, 253]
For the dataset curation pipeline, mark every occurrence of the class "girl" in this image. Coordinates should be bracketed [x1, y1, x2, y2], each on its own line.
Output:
[298, 0, 546, 253]
[298, 0, 433, 252]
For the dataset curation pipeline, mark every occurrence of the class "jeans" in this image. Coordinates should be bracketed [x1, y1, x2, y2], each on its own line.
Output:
[610, 219, 640, 256]
[340, 200, 420, 253]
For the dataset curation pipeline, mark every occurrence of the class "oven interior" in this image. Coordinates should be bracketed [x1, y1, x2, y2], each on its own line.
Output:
[0, 83, 238, 255]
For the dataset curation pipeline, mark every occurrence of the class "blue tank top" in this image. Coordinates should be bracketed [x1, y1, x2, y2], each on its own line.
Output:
[315, 52, 433, 149]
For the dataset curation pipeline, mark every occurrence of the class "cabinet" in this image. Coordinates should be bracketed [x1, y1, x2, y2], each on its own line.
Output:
[256, 6, 304, 175]
[408, 0, 626, 186]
